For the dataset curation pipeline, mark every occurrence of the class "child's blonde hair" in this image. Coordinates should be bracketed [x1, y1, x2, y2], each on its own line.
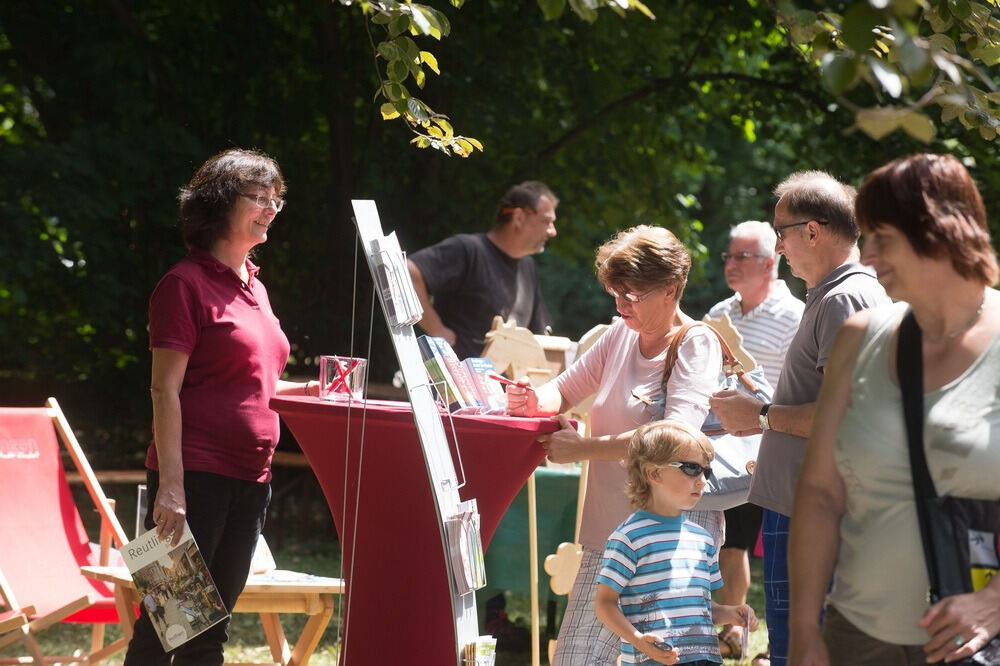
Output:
[625, 421, 714, 510]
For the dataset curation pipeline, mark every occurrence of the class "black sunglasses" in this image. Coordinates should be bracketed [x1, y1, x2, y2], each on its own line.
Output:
[662, 461, 713, 480]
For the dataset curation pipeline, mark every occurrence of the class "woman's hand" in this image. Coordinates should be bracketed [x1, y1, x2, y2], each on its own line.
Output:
[538, 414, 584, 463]
[505, 378, 538, 417]
[919, 587, 1000, 663]
[152, 477, 187, 546]
[789, 623, 831, 666]
[634, 635, 679, 665]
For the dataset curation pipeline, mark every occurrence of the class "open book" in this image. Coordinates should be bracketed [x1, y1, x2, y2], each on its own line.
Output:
[119, 523, 229, 651]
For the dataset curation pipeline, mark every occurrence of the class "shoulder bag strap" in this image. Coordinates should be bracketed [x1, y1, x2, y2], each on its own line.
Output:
[663, 322, 761, 393]
[897, 308, 943, 600]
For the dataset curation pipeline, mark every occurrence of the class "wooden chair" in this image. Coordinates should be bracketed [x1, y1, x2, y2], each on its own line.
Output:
[0, 398, 132, 664]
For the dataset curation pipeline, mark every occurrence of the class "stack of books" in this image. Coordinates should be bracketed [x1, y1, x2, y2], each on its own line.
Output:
[416, 335, 507, 413]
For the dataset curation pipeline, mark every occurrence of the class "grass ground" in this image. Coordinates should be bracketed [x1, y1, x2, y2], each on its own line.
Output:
[3, 478, 768, 665]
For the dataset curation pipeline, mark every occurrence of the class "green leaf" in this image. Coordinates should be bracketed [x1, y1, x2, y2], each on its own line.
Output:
[899, 111, 936, 142]
[398, 37, 420, 61]
[385, 82, 407, 102]
[387, 59, 409, 82]
[455, 138, 475, 154]
[537, 0, 567, 20]
[856, 107, 904, 139]
[630, 0, 656, 20]
[371, 12, 393, 25]
[841, 3, 881, 53]
[973, 44, 1000, 65]
[980, 125, 997, 140]
[410, 5, 442, 39]
[414, 68, 425, 88]
[388, 14, 410, 38]
[941, 104, 963, 122]
[821, 53, 859, 93]
[465, 137, 484, 151]
[380, 102, 401, 120]
[419, 51, 440, 74]
[868, 57, 903, 98]
[927, 33, 957, 54]
[947, 0, 972, 19]
[897, 36, 930, 78]
[433, 116, 454, 138]
[406, 98, 431, 123]
[410, 136, 432, 148]
[926, 3, 954, 32]
[568, 0, 599, 22]
[377, 41, 398, 61]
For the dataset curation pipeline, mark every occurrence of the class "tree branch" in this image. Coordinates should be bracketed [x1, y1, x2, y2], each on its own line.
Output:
[535, 72, 828, 165]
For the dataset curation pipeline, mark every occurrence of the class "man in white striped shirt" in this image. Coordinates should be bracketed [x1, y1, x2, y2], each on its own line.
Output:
[706, 221, 803, 662]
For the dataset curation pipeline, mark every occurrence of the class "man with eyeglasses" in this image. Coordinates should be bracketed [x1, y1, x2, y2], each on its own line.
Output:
[407, 181, 558, 359]
[705, 220, 804, 662]
[709, 172, 889, 666]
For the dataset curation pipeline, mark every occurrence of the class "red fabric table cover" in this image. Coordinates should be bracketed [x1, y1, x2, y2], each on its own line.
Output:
[270, 396, 559, 666]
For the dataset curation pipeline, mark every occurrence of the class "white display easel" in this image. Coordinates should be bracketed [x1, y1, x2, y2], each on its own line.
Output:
[350, 200, 477, 663]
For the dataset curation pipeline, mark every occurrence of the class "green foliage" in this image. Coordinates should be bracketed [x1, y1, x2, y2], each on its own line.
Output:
[1, 0, 998, 466]
[776, 0, 1000, 143]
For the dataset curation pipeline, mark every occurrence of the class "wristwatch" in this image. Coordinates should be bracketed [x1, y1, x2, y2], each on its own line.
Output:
[758, 403, 772, 431]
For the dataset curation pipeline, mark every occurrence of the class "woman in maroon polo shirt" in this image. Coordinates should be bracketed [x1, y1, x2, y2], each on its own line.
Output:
[124, 149, 317, 665]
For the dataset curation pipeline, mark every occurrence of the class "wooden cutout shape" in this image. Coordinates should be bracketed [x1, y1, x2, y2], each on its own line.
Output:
[701, 311, 757, 370]
[481, 316, 552, 386]
[544, 542, 583, 596]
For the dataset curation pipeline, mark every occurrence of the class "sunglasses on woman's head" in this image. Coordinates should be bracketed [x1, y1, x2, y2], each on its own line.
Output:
[661, 461, 713, 479]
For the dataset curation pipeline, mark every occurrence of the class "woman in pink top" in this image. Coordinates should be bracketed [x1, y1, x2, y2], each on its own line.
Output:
[508, 225, 723, 665]
[124, 149, 318, 665]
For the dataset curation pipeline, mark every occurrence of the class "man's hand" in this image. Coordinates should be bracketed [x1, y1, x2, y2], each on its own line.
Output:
[709, 389, 765, 436]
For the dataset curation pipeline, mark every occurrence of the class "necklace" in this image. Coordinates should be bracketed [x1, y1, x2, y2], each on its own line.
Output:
[923, 292, 987, 344]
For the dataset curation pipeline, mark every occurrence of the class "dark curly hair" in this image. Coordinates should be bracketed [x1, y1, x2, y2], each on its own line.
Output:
[179, 148, 286, 251]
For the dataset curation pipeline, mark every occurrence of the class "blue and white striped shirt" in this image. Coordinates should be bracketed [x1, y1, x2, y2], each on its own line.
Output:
[597, 511, 723, 664]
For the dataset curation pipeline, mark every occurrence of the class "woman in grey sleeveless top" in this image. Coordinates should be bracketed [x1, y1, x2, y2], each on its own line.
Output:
[787, 154, 1000, 666]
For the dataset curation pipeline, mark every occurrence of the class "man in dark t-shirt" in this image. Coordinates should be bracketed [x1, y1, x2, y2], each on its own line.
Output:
[407, 181, 558, 359]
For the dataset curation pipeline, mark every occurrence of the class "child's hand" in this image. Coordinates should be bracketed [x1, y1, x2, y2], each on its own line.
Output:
[636, 634, 680, 665]
[716, 603, 759, 631]
[735, 604, 759, 632]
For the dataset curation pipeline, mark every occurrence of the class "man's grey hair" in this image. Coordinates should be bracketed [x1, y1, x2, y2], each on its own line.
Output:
[730, 221, 778, 278]
[774, 170, 859, 242]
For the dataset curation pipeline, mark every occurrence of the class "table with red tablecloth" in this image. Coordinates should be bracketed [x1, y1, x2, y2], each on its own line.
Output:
[270, 396, 559, 666]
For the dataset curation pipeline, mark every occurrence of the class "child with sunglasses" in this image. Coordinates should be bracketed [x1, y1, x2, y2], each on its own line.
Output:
[595, 421, 759, 665]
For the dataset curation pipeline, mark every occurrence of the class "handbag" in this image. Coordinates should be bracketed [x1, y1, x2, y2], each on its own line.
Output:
[897, 309, 1000, 665]
[661, 321, 773, 511]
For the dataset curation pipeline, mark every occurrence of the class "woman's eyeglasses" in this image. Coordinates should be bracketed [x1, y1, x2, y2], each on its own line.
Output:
[239, 192, 285, 212]
[661, 461, 713, 479]
[607, 287, 659, 304]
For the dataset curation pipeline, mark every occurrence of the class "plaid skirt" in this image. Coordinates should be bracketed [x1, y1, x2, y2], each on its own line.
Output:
[551, 510, 725, 665]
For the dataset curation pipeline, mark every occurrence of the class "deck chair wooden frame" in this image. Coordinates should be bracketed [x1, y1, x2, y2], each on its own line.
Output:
[0, 398, 131, 664]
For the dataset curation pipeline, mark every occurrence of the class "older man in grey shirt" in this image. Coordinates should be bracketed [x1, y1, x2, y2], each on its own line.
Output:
[710, 171, 889, 666]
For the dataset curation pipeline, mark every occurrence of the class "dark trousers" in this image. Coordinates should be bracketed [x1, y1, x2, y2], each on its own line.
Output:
[123, 470, 271, 666]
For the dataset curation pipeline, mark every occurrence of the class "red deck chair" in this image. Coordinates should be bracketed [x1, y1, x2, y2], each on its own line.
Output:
[0, 398, 131, 664]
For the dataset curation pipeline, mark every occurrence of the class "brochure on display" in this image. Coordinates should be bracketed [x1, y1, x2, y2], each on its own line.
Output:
[445, 499, 487, 596]
[371, 231, 422, 328]
[119, 523, 229, 652]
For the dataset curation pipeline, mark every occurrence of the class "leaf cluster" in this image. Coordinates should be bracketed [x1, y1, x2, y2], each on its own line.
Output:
[777, 0, 1000, 142]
